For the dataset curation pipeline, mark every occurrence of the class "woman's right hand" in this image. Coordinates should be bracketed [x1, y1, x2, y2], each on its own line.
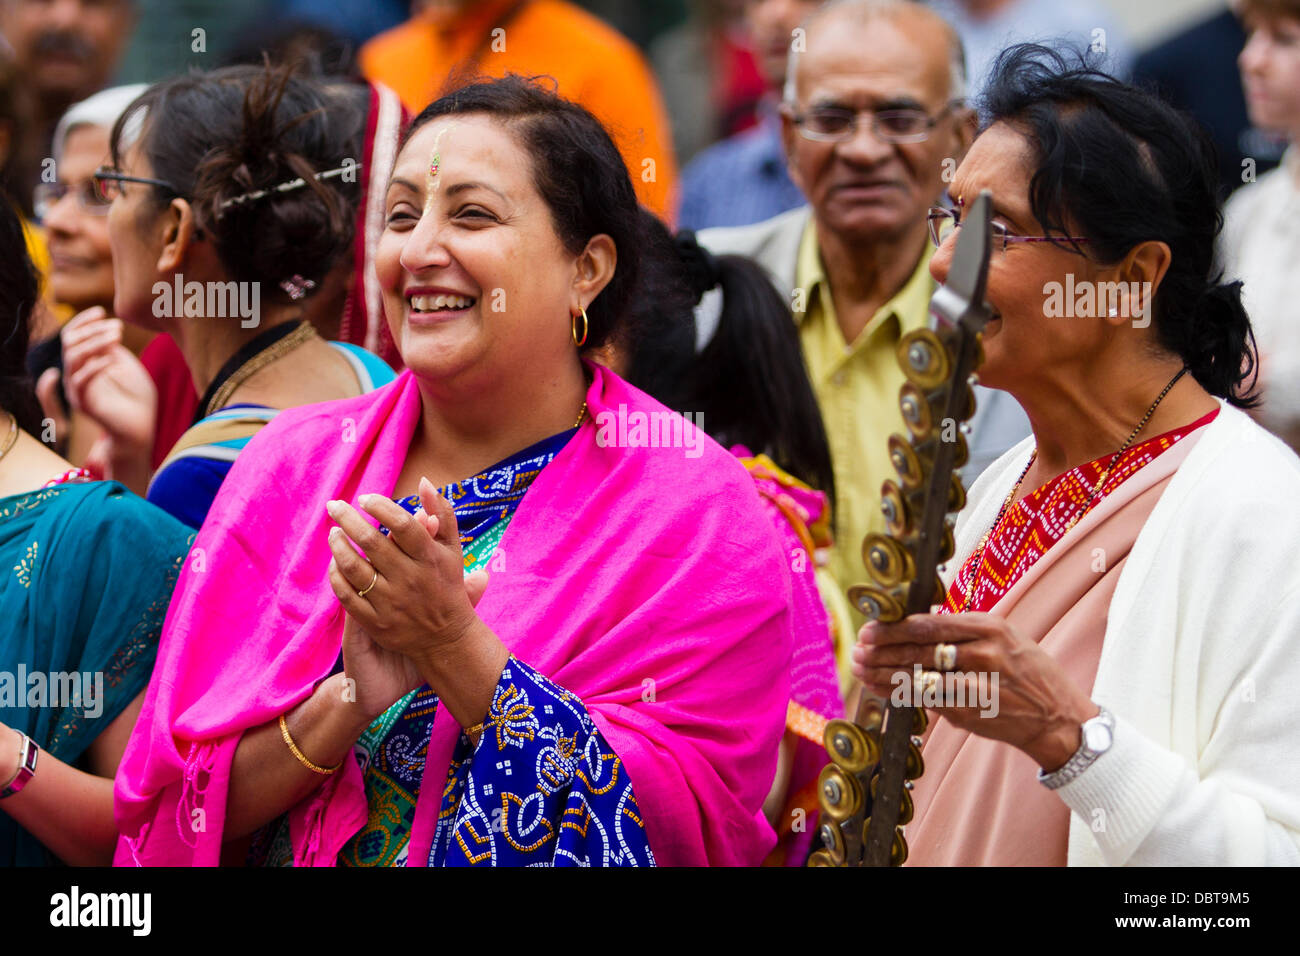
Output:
[60, 307, 158, 452]
[335, 557, 491, 724]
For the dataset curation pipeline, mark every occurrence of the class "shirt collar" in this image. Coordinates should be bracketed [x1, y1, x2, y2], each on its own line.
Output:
[794, 217, 936, 341]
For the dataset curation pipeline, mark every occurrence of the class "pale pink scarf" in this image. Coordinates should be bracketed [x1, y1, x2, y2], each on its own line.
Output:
[114, 364, 793, 866]
[905, 432, 1203, 865]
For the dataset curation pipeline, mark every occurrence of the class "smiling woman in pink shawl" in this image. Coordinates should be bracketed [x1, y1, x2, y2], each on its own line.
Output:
[112, 76, 793, 868]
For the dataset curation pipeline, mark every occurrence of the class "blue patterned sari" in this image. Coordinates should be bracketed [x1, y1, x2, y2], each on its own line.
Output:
[0, 481, 193, 866]
[250, 430, 653, 866]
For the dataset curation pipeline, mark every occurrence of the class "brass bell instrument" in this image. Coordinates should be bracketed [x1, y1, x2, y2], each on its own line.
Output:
[810, 190, 996, 867]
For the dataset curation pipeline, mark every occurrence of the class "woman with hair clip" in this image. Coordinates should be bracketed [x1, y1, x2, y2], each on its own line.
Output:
[852, 45, 1300, 865]
[57, 76, 409, 491]
[0, 197, 194, 867]
[62, 65, 395, 527]
[605, 209, 847, 866]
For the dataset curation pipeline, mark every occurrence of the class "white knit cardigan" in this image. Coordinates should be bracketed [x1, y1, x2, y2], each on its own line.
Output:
[950, 399, 1300, 865]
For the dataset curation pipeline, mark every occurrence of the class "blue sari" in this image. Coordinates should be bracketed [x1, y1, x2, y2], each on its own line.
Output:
[0, 481, 193, 866]
[250, 429, 653, 866]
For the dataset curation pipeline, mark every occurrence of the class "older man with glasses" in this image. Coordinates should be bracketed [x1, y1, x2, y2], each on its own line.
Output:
[699, 0, 1030, 687]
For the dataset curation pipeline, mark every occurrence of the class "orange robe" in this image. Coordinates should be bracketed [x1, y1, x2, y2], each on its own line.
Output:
[360, 0, 678, 221]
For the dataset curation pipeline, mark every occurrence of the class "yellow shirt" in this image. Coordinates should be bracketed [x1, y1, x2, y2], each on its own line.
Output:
[19, 214, 72, 328]
[794, 220, 933, 678]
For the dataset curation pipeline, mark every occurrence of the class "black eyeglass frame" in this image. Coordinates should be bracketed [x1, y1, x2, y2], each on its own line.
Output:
[91, 167, 184, 202]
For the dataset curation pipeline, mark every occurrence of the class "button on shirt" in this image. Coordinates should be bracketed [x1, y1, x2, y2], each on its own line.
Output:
[794, 220, 935, 618]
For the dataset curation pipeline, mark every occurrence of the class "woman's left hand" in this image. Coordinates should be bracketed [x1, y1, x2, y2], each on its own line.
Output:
[851, 612, 1098, 772]
[325, 477, 488, 671]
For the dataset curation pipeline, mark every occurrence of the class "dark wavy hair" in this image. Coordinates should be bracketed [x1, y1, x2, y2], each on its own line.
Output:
[982, 44, 1258, 406]
[110, 63, 360, 304]
[404, 75, 641, 354]
[0, 198, 42, 437]
[622, 209, 837, 509]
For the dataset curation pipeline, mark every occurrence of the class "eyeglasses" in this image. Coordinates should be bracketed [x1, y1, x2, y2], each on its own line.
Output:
[792, 102, 962, 144]
[926, 206, 1091, 253]
[91, 167, 182, 203]
[33, 180, 113, 220]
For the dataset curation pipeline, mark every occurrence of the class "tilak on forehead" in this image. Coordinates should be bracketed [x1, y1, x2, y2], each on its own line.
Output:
[424, 123, 457, 214]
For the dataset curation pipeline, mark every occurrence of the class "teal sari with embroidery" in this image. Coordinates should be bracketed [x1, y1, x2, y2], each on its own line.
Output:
[0, 481, 193, 866]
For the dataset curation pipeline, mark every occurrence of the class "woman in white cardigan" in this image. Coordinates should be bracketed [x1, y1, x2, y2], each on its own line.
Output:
[850, 45, 1300, 865]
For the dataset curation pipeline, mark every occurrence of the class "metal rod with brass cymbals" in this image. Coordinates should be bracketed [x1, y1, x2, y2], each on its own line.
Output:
[811, 190, 997, 868]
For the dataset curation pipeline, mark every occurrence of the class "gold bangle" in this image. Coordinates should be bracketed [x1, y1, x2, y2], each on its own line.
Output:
[279, 713, 342, 775]
[463, 722, 484, 738]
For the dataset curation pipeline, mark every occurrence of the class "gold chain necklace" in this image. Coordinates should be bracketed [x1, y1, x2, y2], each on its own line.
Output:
[958, 366, 1189, 613]
[573, 401, 588, 429]
[203, 321, 318, 418]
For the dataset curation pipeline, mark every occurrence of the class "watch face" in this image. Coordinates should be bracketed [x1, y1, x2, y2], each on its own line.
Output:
[1083, 719, 1113, 754]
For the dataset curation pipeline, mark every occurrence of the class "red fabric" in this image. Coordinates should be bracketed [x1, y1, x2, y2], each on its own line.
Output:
[140, 334, 199, 470]
[42, 467, 92, 487]
[944, 408, 1220, 615]
[338, 82, 408, 370]
[716, 29, 765, 138]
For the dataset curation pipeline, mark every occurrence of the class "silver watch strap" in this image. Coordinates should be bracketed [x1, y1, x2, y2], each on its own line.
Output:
[1037, 707, 1113, 791]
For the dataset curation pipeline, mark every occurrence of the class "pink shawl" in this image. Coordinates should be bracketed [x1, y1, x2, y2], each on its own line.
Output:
[113, 363, 793, 867]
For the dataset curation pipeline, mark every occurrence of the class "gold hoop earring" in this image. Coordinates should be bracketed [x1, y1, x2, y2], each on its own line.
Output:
[571, 308, 589, 348]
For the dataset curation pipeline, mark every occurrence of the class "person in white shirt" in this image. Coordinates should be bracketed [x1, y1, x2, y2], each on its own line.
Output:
[1221, 0, 1300, 451]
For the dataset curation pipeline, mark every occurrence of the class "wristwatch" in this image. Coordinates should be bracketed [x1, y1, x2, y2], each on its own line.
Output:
[0, 732, 38, 799]
[1037, 707, 1114, 791]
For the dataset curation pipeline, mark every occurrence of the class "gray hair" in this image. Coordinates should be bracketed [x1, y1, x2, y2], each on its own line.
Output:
[52, 83, 148, 162]
[783, 0, 967, 106]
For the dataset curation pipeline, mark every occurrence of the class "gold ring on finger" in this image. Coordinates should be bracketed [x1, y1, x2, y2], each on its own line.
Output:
[934, 642, 958, 671]
[357, 567, 379, 598]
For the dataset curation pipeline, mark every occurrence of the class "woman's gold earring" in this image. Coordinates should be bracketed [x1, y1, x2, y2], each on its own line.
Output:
[572, 308, 589, 348]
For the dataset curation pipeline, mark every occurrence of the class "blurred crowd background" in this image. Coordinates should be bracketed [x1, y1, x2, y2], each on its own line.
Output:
[0, 0, 1290, 226]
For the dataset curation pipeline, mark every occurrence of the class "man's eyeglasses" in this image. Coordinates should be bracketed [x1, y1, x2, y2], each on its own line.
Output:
[926, 206, 1091, 253]
[33, 180, 113, 220]
[792, 102, 962, 144]
[90, 167, 182, 203]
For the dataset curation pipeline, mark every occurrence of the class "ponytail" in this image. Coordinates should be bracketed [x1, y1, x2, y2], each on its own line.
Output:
[692, 253, 837, 510]
[625, 218, 836, 511]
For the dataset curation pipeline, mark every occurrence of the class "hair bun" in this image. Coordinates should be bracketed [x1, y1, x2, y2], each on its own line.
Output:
[120, 64, 357, 303]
